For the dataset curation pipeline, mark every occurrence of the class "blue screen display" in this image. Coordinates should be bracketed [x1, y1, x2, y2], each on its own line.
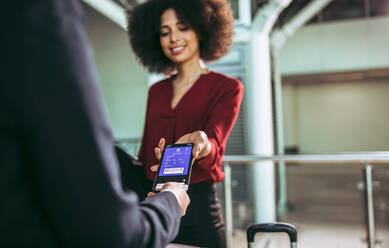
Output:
[159, 146, 192, 176]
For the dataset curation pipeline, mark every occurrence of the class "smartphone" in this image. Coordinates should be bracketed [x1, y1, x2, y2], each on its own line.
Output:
[153, 143, 195, 192]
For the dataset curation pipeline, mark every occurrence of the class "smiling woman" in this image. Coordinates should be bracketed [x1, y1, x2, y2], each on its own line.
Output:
[126, 1, 243, 248]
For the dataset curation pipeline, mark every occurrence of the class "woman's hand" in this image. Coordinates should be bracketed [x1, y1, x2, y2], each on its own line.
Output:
[150, 130, 211, 173]
[176, 130, 211, 160]
[150, 138, 165, 172]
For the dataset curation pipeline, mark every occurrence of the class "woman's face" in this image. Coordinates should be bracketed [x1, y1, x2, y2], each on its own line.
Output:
[159, 8, 200, 65]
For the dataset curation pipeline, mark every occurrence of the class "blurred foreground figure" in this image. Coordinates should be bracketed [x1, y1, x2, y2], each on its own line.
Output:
[0, 0, 189, 247]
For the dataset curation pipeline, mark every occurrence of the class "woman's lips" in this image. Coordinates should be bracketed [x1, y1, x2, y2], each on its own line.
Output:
[170, 46, 185, 55]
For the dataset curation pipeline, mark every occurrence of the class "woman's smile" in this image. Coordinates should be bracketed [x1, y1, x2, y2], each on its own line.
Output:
[170, 45, 186, 55]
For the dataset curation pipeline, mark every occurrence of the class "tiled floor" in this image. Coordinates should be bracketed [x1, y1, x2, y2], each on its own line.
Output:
[232, 222, 389, 248]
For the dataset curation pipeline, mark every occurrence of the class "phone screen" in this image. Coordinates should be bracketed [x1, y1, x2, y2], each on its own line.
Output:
[159, 146, 192, 176]
[153, 143, 194, 191]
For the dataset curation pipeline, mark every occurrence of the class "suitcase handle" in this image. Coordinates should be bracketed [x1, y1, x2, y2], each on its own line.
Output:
[247, 222, 297, 243]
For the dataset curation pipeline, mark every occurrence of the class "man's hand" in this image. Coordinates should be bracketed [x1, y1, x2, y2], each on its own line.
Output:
[147, 182, 190, 216]
[162, 182, 190, 216]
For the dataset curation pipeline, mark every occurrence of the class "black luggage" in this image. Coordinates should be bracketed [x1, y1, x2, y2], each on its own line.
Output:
[246, 222, 297, 248]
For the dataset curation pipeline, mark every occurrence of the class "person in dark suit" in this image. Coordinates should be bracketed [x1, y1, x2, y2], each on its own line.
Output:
[115, 144, 149, 199]
[0, 0, 189, 247]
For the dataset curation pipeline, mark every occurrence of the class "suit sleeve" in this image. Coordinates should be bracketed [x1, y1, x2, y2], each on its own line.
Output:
[195, 79, 244, 170]
[17, 0, 180, 247]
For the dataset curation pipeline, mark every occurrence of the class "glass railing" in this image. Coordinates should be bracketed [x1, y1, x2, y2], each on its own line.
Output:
[221, 153, 389, 248]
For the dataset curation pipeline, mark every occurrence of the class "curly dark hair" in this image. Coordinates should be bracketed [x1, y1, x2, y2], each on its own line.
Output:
[127, 0, 234, 73]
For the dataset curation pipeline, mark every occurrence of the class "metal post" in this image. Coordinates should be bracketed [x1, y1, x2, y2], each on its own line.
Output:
[272, 49, 288, 217]
[246, 33, 276, 223]
[363, 164, 376, 248]
[246, 0, 294, 224]
[224, 163, 233, 248]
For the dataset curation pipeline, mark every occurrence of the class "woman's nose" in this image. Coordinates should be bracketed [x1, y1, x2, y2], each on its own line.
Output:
[170, 29, 180, 42]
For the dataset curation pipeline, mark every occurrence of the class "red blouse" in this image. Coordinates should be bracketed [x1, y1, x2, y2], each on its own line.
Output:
[138, 71, 244, 184]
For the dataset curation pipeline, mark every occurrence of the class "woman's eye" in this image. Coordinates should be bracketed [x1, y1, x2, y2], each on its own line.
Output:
[179, 26, 189, 31]
[160, 32, 169, 37]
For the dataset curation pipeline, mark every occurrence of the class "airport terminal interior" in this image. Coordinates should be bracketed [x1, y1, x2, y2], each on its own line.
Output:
[83, 0, 389, 247]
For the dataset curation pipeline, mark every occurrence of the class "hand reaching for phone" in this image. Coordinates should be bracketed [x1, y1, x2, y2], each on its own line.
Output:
[146, 182, 190, 216]
[150, 131, 211, 172]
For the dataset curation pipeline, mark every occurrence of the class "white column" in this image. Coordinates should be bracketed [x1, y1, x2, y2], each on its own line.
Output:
[245, 33, 276, 223]
[238, 0, 252, 27]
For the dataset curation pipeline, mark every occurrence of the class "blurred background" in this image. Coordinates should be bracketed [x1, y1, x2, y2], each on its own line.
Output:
[82, 0, 389, 247]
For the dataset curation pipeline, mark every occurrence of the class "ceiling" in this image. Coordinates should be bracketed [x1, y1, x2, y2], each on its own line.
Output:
[254, 0, 389, 28]
[115, 0, 389, 29]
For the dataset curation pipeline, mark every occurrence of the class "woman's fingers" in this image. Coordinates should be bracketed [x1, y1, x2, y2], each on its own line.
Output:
[191, 131, 211, 160]
[175, 131, 207, 159]
[154, 138, 166, 161]
[194, 144, 202, 158]
[175, 133, 190, 144]
[151, 164, 159, 172]
[154, 147, 161, 161]
[158, 138, 165, 151]
[151, 138, 165, 173]
[191, 132, 205, 158]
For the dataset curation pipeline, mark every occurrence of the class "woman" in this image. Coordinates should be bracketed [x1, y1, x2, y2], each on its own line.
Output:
[127, 0, 243, 247]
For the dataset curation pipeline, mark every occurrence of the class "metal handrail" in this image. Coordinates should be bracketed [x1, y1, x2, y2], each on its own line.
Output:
[222, 153, 389, 248]
[223, 152, 389, 163]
